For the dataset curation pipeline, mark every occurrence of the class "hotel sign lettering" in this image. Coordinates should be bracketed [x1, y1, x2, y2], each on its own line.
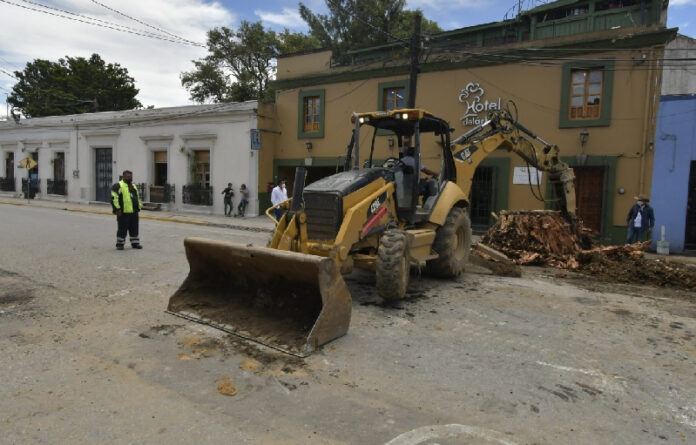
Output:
[458, 82, 502, 126]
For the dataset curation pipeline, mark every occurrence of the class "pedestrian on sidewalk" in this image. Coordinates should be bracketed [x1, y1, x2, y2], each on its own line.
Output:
[236, 184, 249, 217]
[626, 193, 655, 244]
[111, 170, 143, 250]
[270, 179, 288, 221]
[222, 182, 235, 216]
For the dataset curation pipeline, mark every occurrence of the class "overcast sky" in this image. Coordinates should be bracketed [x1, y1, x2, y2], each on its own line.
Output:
[1, 0, 695, 118]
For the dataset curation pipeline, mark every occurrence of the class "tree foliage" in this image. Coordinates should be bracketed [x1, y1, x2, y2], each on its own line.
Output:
[299, 0, 441, 64]
[181, 21, 320, 103]
[8, 54, 141, 118]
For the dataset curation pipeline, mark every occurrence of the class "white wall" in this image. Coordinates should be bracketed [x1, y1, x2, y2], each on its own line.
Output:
[0, 102, 261, 215]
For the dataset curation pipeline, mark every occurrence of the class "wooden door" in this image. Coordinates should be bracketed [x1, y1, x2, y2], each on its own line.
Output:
[574, 166, 604, 233]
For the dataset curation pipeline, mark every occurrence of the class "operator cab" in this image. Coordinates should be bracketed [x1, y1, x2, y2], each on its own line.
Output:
[346, 109, 455, 224]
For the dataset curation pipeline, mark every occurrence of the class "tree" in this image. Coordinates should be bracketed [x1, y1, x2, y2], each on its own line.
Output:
[299, 0, 441, 64]
[8, 54, 141, 118]
[181, 21, 320, 104]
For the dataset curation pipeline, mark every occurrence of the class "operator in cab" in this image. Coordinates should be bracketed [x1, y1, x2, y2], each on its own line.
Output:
[400, 139, 439, 202]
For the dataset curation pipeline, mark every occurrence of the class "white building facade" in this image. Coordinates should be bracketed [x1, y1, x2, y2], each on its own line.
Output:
[0, 101, 263, 216]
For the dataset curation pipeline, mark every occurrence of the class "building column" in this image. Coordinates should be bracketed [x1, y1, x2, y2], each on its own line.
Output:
[14, 142, 23, 196]
[38, 140, 50, 197]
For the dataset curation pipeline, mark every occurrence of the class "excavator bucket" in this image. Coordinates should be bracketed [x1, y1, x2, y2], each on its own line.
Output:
[167, 237, 352, 357]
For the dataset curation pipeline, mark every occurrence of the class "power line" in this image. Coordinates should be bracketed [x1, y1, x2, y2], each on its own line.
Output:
[89, 0, 203, 47]
[0, 67, 17, 79]
[0, 0, 205, 47]
[18, 0, 191, 42]
[323, 0, 410, 45]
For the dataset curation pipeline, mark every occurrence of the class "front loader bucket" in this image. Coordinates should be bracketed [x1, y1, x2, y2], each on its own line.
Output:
[167, 237, 352, 357]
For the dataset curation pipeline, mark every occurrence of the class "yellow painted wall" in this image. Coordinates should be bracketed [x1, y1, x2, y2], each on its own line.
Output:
[273, 49, 660, 231]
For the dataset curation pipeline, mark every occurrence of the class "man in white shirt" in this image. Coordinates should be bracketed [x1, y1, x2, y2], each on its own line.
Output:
[270, 179, 288, 221]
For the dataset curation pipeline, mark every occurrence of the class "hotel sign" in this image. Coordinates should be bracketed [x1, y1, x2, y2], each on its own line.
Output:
[458, 82, 502, 126]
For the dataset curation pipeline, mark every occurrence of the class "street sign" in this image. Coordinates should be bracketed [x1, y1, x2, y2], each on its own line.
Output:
[19, 156, 37, 170]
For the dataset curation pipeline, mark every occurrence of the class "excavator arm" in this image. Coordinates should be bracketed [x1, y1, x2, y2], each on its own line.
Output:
[450, 109, 577, 219]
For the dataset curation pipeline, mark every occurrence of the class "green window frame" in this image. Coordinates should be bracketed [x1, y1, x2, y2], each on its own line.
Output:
[377, 79, 409, 111]
[559, 59, 614, 128]
[297, 89, 325, 139]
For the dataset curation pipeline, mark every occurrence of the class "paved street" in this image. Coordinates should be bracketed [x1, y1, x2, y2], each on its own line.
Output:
[1, 203, 696, 444]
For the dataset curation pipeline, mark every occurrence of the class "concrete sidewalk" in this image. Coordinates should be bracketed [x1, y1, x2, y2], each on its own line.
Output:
[0, 197, 276, 233]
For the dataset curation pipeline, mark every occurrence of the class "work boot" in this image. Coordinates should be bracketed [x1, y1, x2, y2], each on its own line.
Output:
[116, 245, 124, 250]
[132, 244, 143, 249]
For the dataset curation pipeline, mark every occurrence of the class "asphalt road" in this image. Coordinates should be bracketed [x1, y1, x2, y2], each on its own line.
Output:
[1, 204, 695, 444]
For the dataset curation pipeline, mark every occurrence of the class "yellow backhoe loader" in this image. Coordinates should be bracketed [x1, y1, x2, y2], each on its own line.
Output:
[167, 106, 577, 356]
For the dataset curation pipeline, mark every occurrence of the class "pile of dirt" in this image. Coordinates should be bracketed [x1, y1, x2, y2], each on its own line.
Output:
[577, 244, 696, 288]
[481, 211, 696, 289]
[481, 210, 591, 268]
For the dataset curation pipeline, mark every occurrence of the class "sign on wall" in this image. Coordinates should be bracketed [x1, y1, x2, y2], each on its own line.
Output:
[458, 82, 503, 127]
[513, 166, 543, 185]
[250, 129, 261, 150]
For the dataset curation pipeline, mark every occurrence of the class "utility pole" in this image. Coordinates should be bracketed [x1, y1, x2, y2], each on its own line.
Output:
[407, 12, 422, 109]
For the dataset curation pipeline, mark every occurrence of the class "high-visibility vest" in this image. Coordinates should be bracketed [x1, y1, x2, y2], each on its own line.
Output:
[111, 180, 142, 214]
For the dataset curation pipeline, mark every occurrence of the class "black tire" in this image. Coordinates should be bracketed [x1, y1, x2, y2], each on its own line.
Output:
[426, 207, 472, 278]
[376, 230, 410, 301]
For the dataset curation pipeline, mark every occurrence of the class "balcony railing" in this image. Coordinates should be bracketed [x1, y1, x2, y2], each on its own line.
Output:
[183, 185, 213, 206]
[47, 179, 67, 195]
[21, 177, 40, 199]
[0, 177, 15, 192]
[136, 182, 146, 201]
[149, 184, 175, 203]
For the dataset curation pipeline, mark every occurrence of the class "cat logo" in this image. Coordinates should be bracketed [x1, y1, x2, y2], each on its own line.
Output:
[454, 145, 478, 164]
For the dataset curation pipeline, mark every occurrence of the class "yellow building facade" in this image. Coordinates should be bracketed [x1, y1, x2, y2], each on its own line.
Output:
[259, 0, 675, 244]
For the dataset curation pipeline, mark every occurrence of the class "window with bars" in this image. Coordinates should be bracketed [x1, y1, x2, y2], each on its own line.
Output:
[303, 95, 321, 133]
[569, 69, 603, 120]
[194, 150, 210, 188]
[53, 152, 65, 180]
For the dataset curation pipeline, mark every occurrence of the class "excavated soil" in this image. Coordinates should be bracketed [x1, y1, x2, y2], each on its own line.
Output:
[481, 211, 696, 289]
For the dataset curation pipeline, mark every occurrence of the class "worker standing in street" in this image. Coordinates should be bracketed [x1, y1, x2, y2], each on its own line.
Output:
[111, 170, 143, 250]
[626, 193, 655, 244]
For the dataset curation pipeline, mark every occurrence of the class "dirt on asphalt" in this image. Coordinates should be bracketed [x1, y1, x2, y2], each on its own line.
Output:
[482, 210, 696, 289]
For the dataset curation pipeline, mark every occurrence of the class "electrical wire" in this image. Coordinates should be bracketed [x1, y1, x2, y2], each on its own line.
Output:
[0, 0, 205, 47]
[323, 0, 410, 45]
[0, 67, 17, 79]
[19, 0, 201, 45]
[89, 0, 203, 47]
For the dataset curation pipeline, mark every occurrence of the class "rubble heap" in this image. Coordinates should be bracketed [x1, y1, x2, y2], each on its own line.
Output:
[480, 210, 590, 269]
[481, 210, 696, 289]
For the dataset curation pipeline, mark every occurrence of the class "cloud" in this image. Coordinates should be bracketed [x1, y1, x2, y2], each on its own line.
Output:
[406, 0, 488, 11]
[0, 0, 234, 114]
[670, 0, 696, 6]
[255, 7, 307, 30]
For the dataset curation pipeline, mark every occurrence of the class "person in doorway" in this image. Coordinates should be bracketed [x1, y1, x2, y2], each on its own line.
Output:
[400, 145, 439, 203]
[626, 193, 655, 244]
[111, 170, 143, 250]
[221, 182, 235, 216]
[236, 184, 249, 217]
[270, 179, 288, 221]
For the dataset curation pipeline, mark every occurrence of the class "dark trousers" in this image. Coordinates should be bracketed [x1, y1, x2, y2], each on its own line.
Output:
[224, 198, 233, 216]
[117, 213, 140, 247]
[626, 225, 647, 244]
[237, 199, 248, 216]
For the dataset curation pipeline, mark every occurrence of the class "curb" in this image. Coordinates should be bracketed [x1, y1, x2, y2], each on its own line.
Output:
[0, 200, 274, 234]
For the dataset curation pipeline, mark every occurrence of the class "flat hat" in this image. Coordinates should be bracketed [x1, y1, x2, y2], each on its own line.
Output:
[634, 193, 650, 202]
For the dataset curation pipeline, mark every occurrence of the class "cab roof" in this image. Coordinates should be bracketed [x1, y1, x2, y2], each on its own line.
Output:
[352, 108, 452, 137]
